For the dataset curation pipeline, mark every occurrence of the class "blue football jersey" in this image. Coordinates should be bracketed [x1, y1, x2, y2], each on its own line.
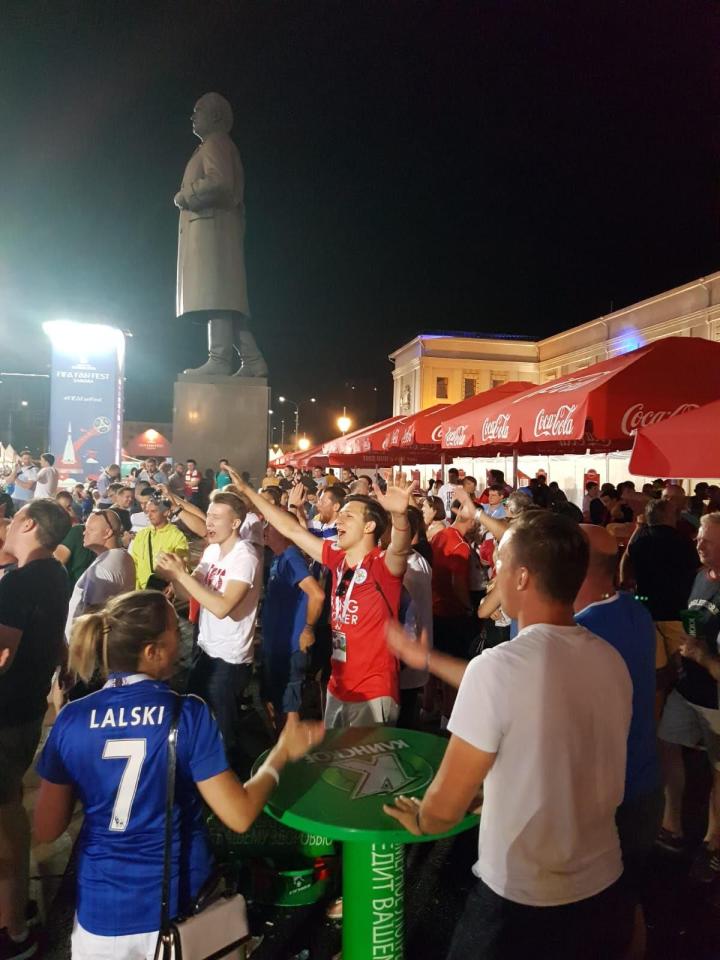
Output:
[36, 675, 229, 936]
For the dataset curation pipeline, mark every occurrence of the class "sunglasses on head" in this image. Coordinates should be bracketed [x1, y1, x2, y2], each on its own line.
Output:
[336, 567, 355, 599]
[93, 508, 122, 536]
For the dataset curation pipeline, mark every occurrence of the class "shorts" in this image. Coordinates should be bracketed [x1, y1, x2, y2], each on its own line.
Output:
[71, 916, 159, 959]
[324, 691, 399, 729]
[261, 649, 308, 715]
[0, 716, 43, 804]
[658, 689, 720, 769]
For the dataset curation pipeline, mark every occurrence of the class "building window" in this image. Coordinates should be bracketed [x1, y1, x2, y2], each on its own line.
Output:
[463, 378, 476, 399]
[490, 372, 509, 388]
[436, 376, 449, 399]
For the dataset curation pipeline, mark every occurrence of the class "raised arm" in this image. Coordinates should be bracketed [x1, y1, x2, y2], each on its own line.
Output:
[227, 468, 324, 563]
[373, 474, 415, 577]
[159, 484, 208, 538]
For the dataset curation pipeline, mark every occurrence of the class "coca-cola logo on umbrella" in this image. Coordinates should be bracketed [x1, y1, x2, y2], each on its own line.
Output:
[400, 426, 414, 446]
[620, 402, 698, 436]
[444, 424, 470, 447]
[481, 413, 511, 442]
[533, 404, 578, 438]
[430, 424, 443, 443]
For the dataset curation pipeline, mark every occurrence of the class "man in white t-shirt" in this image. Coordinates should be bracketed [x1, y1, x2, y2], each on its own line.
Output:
[65, 508, 136, 642]
[8, 451, 38, 511]
[34, 453, 59, 499]
[156, 492, 260, 772]
[385, 509, 634, 958]
[437, 467, 460, 517]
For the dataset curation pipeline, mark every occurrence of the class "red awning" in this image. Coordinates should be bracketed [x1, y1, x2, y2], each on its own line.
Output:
[375, 404, 449, 451]
[396, 383, 535, 449]
[322, 416, 406, 457]
[441, 337, 720, 454]
[629, 399, 720, 479]
[296, 444, 329, 469]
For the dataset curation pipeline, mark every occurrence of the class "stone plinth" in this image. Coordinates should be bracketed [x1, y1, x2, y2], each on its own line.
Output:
[173, 375, 269, 486]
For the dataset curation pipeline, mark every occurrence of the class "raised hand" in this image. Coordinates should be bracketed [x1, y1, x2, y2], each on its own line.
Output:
[373, 471, 418, 515]
[226, 466, 246, 490]
[452, 486, 477, 523]
[288, 482, 307, 510]
[386, 619, 429, 671]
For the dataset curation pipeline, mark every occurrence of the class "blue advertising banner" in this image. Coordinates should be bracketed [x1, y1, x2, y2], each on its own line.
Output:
[44, 321, 125, 481]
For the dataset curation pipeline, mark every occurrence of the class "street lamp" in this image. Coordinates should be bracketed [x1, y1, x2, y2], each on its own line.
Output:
[337, 406, 352, 436]
[278, 396, 317, 447]
[298, 435, 311, 452]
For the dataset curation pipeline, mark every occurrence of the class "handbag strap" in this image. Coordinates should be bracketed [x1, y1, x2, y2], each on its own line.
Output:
[159, 694, 182, 936]
[148, 528, 155, 573]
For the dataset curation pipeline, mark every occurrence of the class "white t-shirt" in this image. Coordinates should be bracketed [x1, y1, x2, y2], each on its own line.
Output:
[34, 466, 59, 498]
[196, 540, 260, 665]
[448, 622, 632, 907]
[437, 482, 458, 516]
[239, 511, 264, 548]
[65, 548, 137, 641]
[400, 551, 433, 690]
[130, 510, 150, 533]
[13, 466, 38, 503]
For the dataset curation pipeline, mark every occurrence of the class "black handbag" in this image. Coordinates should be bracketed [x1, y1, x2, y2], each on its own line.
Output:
[145, 528, 173, 592]
[153, 698, 250, 960]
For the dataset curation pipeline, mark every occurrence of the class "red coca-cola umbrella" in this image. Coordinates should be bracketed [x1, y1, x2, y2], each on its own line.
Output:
[375, 404, 449, 452]
[629, 398, 720, 478]
[396, 383, 535, 449]
[441, 337, 720, 455]
[294, 444, 329, 470]
[321, 413, 453, 467]
[322, 415, 405, 458]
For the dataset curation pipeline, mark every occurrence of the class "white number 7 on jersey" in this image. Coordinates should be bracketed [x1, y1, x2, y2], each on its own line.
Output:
[102, 739, 147, 832]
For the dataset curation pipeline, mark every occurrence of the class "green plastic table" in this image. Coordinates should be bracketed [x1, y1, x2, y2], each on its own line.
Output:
[254, 726, 478, 960]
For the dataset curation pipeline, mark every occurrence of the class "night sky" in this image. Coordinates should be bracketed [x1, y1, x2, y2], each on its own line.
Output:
[2, 1, 719, 443]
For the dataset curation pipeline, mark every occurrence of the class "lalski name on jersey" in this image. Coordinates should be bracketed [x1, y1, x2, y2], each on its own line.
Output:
[89, 705, 166, 729]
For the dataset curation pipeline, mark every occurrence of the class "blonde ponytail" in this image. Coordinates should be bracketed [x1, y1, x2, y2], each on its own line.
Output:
[68, 590, 171, 682]
[69, 612, 106, 683]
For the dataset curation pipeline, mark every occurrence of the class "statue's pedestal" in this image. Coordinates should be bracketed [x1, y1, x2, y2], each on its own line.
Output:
[173, 374, 269, 486]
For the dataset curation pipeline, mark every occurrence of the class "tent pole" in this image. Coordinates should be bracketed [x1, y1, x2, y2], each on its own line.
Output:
[512, 447, 519, 488]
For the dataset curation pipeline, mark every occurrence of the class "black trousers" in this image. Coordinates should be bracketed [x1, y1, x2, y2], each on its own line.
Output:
[447, 878, 632, 960]
[187, 650, 252, 773]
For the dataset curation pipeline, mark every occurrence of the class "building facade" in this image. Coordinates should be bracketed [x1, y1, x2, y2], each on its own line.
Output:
[390, 271, 720, 414]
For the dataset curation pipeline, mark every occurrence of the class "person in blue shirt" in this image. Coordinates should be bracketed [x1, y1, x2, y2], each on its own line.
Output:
[574, 523, 661, 959]
[33, 590, 323, 960]
[261, 522, 324, 732]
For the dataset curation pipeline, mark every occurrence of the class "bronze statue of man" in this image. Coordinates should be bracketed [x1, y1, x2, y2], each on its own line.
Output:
[174, 92, 268, 377]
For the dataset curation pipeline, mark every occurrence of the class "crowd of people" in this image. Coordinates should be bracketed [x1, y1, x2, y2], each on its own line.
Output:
[0, 448, 719, 958]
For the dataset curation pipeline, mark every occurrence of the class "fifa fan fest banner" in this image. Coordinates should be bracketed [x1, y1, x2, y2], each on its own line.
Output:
[44, 321, 125, 481]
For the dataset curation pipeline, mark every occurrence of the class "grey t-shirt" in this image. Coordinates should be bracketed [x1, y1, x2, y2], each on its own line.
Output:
[65, 548, 136, 641]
